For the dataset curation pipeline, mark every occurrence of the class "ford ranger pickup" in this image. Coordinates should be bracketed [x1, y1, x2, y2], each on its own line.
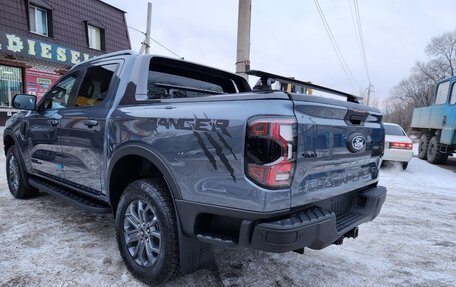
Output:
[4, 50, 386, 284]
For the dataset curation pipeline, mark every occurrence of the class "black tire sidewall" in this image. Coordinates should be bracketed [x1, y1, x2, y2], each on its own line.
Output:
[6, 146, 25, 198]
[427, 136, 439, 163]
[115, 179, 178, 284]
[418, 134, 428, 159]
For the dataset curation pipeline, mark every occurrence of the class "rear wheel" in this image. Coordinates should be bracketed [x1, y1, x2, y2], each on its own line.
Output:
[402, 162, 408, 170]
[115, 179, 179, 284]
[418, 134, 429, 159]
[426, 136, 449, 164]
[6, 145, 38, 199]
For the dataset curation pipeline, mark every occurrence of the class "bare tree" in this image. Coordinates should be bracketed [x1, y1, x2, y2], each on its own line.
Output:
[384, 29, 456, 129]
[425, 29, 456, 77]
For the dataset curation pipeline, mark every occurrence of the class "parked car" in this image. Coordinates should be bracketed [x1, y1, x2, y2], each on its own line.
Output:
[383, 123, 413, 169]
[4, 50, 387, 284]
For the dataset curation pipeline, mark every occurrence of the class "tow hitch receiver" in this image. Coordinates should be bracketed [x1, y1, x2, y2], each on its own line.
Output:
[333, 227, 359, 245]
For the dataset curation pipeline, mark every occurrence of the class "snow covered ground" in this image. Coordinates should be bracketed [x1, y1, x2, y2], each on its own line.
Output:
[1, 149, 455, 286]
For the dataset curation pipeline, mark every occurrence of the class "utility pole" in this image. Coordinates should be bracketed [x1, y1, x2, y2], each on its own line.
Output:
[366, 83, 374, 106]
[236, 0, 251, 80]
[139, 2, 152, 54]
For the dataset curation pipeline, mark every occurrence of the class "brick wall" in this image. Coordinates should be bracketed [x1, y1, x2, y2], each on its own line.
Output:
[0, 0, 130, 54]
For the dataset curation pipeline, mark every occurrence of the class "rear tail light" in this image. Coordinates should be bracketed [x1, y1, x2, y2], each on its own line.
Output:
[389, 142, 413, 150]
[245, 117, 297, 189]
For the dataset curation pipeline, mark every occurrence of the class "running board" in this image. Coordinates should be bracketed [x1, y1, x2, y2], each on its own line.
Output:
[29, 178, 111, 213]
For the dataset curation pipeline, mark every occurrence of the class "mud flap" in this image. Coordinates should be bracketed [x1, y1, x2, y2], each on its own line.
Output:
[178, 232, 215, 274]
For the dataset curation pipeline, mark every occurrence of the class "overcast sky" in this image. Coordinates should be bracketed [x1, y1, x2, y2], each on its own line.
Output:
[104, 0, 456, 101]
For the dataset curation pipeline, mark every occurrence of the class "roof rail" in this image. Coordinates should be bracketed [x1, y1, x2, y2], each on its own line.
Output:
[71, 50, 137, 68]
[246, 70, 361, 103]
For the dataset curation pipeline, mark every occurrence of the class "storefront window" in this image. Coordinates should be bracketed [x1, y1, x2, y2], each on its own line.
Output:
[0, 65, 23, 107]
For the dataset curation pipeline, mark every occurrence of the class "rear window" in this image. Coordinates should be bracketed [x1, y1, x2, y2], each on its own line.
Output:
[145, 58, 245, 100]
[147, 71, 224, 99]
[384, 124, 405, 136]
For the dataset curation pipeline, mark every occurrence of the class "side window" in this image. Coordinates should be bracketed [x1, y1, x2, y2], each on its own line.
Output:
[450, 84, 456, 105]
[435, 81, 450, 105]
[43, 74, 78, 110]
[75, 64, 117, 107]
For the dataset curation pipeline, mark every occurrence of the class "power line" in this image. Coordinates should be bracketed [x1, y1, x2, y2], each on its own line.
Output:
[127, 25, 184, 59]
[348, 0, 363, 58]
[128, 25, 145, 35]
[313, 0, 361, 93]
[353, 0, 371, 85]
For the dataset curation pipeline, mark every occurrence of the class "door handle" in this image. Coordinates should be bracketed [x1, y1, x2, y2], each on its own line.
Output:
[48, 119, 59, 127]
[83, 119, 98, 128]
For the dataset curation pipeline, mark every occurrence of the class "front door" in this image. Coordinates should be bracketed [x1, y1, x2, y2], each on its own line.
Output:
[28, 73, 80, 179]
[59, 63, 119, 194]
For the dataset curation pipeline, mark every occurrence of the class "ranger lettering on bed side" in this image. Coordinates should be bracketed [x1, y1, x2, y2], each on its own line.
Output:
[150, 117, 230, 135]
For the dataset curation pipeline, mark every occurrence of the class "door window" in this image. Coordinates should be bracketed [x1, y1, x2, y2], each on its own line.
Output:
[435, 81, 450, 105]
[450, 84, 456, 105]
[75, 64, 117, 107]
[43, 74, 78, 109]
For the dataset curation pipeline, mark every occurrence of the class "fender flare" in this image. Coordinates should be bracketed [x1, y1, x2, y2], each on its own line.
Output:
[106, 142, 183, 203]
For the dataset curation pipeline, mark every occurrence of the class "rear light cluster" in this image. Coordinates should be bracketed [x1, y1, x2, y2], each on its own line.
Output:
[245, 116, 297, 189]
[388, 142, 413, 150]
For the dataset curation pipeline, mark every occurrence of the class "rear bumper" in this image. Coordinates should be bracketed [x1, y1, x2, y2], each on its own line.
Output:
[175, 185, 387, 253]
[250, 186, 386, 252]
[383, 148, 413, 162]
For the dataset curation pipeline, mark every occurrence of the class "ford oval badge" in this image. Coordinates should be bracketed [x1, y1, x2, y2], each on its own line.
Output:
[347, 133, 366, 153]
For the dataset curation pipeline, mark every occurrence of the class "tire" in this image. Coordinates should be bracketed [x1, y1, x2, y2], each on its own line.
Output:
[402, 162, 408, 170]
[418, 134, 429, 159]
[115, 179, 180, 284]
[6, 145, 38, 199]
[426, 136, 449, 164]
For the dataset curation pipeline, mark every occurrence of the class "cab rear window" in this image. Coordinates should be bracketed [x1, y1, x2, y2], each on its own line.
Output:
[147, 71, 224, 99]
[145, 58, 243, 100]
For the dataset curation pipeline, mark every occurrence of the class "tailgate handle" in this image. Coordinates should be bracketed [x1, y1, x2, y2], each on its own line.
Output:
[345, 110, 368, 126]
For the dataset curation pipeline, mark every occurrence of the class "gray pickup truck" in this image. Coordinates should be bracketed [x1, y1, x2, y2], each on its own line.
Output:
[4, 50, 386, 284]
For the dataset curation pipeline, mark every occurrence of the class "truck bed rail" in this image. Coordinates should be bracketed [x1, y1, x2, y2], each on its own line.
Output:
[247, 70, 361, 103]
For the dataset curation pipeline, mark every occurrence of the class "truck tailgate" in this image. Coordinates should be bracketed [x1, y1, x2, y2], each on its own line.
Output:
[290, 94, 384, 208]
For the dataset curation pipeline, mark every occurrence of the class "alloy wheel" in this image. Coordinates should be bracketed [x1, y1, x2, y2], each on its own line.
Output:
[8, 154, 19, 192]
[123, 199, 161, 267]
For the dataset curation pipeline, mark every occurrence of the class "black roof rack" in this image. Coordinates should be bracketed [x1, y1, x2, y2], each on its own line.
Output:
[246, 70, 361, 103]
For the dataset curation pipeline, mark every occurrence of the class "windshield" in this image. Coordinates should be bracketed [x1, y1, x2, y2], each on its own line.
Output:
[384, 124, 405, 136]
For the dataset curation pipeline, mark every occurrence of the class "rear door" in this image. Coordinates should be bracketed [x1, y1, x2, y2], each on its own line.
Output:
[290, 95, 384, 208]
[58, 62, 120, 194]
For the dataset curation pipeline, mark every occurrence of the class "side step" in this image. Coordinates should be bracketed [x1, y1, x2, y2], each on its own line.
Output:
[29, 178, 111, 213]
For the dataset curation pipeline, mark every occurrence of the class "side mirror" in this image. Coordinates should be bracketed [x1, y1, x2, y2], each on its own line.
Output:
[12, 94, 37, 111]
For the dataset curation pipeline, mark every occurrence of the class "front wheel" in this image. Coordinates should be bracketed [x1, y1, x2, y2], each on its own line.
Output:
[6, 145, 38, 199]
[115, 179, 180, 284]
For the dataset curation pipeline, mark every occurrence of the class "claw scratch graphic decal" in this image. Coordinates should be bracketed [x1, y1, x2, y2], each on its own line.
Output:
[216, 131, 237, 160]
[193, 132, 217, 170]
[147, 116, 237, 182]
[204, 133, 236, 182]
